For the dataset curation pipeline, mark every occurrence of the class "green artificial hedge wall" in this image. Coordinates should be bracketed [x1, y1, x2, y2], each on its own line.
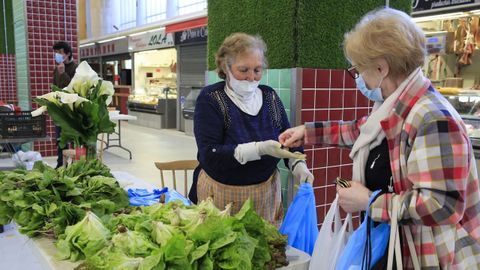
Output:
[207, 0, 297, 70]
[207, 0, 412, 70]
[297, 0, 412, 69]
[0, 0, 15, 54]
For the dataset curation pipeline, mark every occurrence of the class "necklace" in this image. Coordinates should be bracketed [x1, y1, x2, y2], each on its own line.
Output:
[370, 153, 381, 169]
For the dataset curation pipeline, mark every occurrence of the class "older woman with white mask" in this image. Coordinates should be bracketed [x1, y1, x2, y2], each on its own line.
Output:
[280, 8, 480, 269]
[191, 33, 311, 227]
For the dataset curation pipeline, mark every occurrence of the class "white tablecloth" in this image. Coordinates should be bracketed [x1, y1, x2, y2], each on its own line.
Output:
[109, 113, 137, 121]
[0, 171, 310, 270]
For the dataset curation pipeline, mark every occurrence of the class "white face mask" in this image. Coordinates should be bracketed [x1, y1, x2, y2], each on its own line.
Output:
[226, 67, 259, 98]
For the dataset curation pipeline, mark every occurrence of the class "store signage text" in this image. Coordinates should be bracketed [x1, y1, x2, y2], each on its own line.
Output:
[175, 27, 208, 45]
[79, 38, 129, 59]
[149, 33, 170, 46]
[412, 0, 475, 11]
[129, 31, 174, 51]
[80, 44, 116, 58]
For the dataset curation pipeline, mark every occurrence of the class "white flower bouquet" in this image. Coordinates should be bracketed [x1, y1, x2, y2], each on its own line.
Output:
[32, 61, 116, 156]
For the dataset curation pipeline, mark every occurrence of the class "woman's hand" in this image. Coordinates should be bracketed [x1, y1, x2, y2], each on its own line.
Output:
[279, 125, 306, 148]
[291, 161, 314, 184]
[256, 140, 306, 159]
[337, 181, 371, 213]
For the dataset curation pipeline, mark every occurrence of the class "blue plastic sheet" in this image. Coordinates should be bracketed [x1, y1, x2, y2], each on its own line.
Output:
[128, 188, 168, 206]
[279, 182, 318, 255]
[165, 189, 192, 206]
[335, 190, 390, 270]
[128, 187, 193, 206]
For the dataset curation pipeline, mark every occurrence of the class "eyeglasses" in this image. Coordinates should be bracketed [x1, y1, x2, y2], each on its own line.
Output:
[346, 65, 359, 79]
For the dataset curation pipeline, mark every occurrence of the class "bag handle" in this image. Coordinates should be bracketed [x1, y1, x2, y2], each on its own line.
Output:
[363, 190, 387, 269]
[387, 195, 402, 270]
[323, 196, 342, 236]
[387, 195, 420, 270]
[405, 226, 421, 270]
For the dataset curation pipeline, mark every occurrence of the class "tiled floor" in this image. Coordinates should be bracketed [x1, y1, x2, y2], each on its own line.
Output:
[99, 122, 198, 190]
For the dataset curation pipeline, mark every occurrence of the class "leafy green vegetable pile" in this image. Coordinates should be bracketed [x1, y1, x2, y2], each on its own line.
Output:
[70, 198, 288, 270]
[0, 160, 289, 269]
[0, 159, 129, 238]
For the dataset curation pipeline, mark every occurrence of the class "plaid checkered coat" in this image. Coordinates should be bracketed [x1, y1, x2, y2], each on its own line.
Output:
[305, 74, 480, 269]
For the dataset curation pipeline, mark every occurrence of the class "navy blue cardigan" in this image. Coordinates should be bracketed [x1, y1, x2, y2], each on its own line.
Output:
[192, 81, 301, 193]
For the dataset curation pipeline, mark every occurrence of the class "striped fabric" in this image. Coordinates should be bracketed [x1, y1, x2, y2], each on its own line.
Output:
[305, 72, 480, 269]
[196, 169, 283, 227]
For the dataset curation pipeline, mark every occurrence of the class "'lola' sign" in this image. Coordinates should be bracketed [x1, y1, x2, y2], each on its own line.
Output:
[129, 30, 174, 51]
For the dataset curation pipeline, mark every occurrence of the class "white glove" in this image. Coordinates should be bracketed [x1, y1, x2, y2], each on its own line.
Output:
[234, 142, 261, 164]
[234, 140, 306, 164]
[256, 140, 306, 160]
[290, 159, 314, 184]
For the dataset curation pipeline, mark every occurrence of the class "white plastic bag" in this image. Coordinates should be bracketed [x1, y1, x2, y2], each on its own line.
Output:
[12, 150, 42, 170]
[309, 195, 353, 270]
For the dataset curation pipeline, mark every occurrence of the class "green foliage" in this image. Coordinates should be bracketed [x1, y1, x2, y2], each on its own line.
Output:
[207, 0, 412, 69]
[0, 159, 128, 238]
[0, 0, 15, 54]
[207, 0, 297, 69]
[297, 0, 412, 69]
[56, 211, 111, 261]
[33, 62, 116, 148]
[70, 199, 288, 270]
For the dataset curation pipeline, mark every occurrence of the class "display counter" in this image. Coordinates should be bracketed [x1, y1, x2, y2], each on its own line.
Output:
[128, 96, 177, 129]
[0, 171, 310, 270]
[441, 88, 480, 137]
[129, 47, 178, 129]
[441, 88, 480, 178]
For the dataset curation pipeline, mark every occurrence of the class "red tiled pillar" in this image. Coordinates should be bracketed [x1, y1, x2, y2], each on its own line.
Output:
[0, 54, 17, 103]
[300, 68, 372, 227]
[26, 0, 78, 156]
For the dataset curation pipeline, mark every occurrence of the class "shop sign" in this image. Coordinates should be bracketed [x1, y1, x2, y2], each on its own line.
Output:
[129, 30, 174, 52]
[80, 38, 129, 59]
[174, 27, 208, 45]
[412, 0, 477, 12]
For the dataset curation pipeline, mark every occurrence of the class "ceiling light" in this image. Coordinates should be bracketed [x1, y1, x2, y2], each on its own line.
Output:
[79, 42, 95, 47]
[98, 36, 126, 43]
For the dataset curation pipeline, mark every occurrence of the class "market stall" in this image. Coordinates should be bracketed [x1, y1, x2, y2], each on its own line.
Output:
[413, 1, 480, 178]
[0, 163, 309, 270]
[173, 26, 208, 134]
[80, 37, 133, 115]
[128, 30, 177, 129]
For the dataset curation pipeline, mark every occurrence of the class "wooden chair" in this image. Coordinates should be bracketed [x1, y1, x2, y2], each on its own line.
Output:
[154, 160, 199, 196]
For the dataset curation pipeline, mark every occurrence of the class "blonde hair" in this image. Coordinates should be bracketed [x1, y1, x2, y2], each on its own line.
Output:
[215, 33, 267, 80]
[343, 8, 426, 78]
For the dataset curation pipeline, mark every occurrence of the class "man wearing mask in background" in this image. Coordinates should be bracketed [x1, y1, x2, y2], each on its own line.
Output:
[52, 41, 77, 168]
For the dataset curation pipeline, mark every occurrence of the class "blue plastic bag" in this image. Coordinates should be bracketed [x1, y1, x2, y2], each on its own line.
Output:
[279, 182, 318, 255]
[335, 190, 390, 270]
[128, 188, 168, 206]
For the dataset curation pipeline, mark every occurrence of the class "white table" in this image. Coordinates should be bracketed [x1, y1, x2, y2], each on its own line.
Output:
[103, 113, 137, 159]
[0, 171, 310, 270]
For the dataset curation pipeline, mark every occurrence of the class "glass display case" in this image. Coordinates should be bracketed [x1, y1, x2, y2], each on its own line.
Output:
[129, 48, 177, 114]
[444, 90, 480, 174]
[442, 89, 480, 142]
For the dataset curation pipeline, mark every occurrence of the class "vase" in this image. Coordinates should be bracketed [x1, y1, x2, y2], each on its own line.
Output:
[75, 143, 97, 160]
[86, 142, 97, 160]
